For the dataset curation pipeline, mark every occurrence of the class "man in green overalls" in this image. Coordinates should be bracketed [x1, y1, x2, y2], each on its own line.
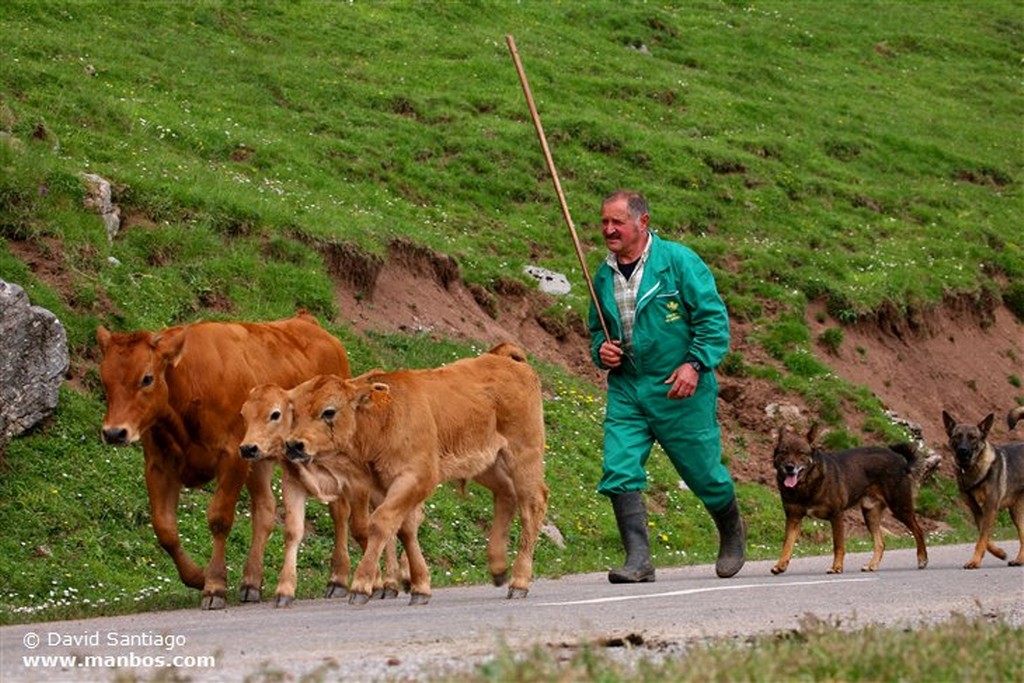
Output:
[589, 190, 746, 582]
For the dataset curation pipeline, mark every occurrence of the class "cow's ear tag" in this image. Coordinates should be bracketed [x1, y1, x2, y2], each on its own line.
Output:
[357, 382, 391, 409]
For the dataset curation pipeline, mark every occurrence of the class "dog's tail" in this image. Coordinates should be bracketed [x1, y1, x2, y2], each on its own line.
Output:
[1008, 406, 1024, 431]
[889, 441, 942, 488]
[889, 442, 917, 470]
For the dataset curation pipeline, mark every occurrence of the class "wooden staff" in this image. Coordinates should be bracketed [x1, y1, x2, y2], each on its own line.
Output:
[505, 34, 611, 342]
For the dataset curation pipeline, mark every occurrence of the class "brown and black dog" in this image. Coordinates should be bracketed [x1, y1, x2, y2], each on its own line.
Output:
[941, 408, 1024, 569]
[771, 423, 928, 575]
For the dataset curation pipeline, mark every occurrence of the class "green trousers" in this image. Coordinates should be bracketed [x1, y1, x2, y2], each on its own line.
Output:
[598, 371, 735, 513]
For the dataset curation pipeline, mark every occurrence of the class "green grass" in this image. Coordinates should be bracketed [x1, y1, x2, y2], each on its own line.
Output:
[3, 1, 1020, 322]
[0, 0, 1021, 652]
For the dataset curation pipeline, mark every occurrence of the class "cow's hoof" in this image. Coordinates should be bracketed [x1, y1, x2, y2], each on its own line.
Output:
[348, 592, 371, 606]
[506, 586, 529, 599]
[408, 593, 431, 606]
[200, 593, 227, 611]
[370, 588, 385, 600]
[324, 582, 348, 599]
[275, 595, 295, 608]
[491, 571, 508, 587]
[382, 587, 400, 599]
[239, 584, 262, 603]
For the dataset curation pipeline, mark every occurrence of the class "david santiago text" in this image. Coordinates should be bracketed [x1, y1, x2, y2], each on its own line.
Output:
[43, 630, 186, 651]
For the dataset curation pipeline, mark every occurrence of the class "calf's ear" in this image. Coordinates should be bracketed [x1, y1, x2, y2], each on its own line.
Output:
[354, 382, 390, 409]
[154, 329, 188, 368]
[96, 326, 112, 353]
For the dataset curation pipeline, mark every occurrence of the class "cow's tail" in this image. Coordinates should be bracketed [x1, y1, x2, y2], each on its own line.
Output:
[487, 342, 528, 363]
[1008, 405, 1024, 430]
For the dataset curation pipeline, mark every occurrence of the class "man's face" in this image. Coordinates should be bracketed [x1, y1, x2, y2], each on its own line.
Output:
[601, 197, 648, 262]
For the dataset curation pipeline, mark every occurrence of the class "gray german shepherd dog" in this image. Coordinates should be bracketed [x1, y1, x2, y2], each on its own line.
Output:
[941, 407, 1024, 568]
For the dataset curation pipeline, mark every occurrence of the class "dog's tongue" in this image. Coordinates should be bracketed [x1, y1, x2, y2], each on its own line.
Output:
[784, 473, 799, 488]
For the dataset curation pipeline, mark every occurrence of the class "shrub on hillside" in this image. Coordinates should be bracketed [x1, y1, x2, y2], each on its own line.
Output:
[1004, 281, 1024, 322]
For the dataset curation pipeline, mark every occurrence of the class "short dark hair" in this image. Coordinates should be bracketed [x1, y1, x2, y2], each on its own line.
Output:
[603, 190, 649, 222]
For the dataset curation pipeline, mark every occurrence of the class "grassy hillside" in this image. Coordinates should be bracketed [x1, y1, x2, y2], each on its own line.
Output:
[1, 1, 1021, 625]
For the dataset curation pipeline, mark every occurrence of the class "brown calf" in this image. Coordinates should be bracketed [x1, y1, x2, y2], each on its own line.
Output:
[97, 313, 350, 609]
[240, 382, 403, 607]
[286, 343, 549, 604]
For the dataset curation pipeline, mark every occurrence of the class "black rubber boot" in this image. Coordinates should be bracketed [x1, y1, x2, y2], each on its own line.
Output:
[607, 492, 655, 584]
[711, 496, 746, 578]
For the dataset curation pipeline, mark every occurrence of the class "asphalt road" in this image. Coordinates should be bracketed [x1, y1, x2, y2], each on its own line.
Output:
[3, 543, 1022, 682]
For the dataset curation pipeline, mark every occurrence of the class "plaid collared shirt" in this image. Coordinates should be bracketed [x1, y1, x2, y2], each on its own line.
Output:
[606, 234, 652, 356]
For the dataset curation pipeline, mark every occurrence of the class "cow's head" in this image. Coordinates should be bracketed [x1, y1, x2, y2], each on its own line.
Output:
[285, 375, 387, 464]
[239, 384, 292, 462]
[96, 325, 187, 446]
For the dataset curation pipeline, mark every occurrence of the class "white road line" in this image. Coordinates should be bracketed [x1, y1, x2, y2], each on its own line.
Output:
[537, 577, 878, 606]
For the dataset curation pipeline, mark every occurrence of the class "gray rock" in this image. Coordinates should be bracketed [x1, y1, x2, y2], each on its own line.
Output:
[884, 409, 942, 484]
[523, 265, 571, 296]
[0, 280, 69, 451]
[765, 402, 803, 423]
[81, 172, 121, 243]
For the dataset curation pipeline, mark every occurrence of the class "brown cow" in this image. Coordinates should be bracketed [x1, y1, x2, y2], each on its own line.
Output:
[96, 312, 350, 610]
[285, 343, 548, 604]
[239, 382, 404, 607]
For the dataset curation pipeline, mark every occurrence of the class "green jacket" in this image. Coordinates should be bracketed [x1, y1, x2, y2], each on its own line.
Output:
[588, 232, 729, 379]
